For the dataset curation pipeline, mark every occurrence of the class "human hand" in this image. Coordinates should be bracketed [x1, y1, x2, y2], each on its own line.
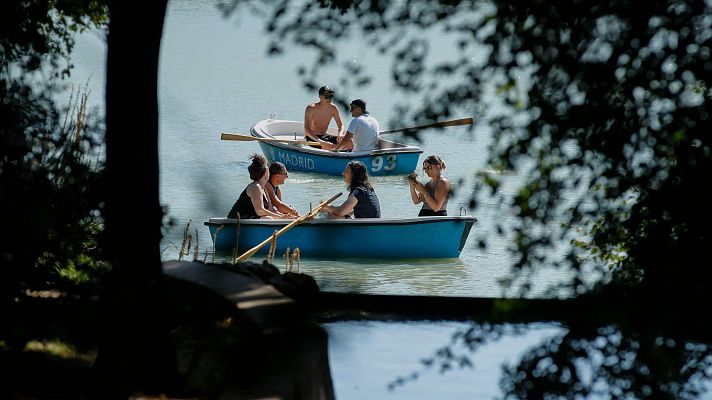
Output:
[320, 141, 336, 151]
[286, 205, 299, 217]
[407, 172, 418, 182]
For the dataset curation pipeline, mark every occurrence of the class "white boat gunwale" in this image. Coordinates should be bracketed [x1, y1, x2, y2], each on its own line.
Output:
[250, 119, 423, 157]
[205, 215, 476, 227]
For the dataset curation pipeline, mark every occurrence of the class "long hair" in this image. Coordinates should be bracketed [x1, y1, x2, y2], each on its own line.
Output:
[347, 160, 373, 191]
[248, 153, 267, 180]
[424, 155, 446, 169]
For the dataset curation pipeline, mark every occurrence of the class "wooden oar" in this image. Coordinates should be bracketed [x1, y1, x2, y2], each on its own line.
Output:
[234, 192, 343, 262]
[221, 132, 321, 147]
[379, 117, 474, 135]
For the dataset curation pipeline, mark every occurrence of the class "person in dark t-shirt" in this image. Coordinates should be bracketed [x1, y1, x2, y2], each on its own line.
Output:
[321, 160, 381, 219]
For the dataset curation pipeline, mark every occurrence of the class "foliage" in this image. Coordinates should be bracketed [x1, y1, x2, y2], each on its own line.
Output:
[392, 321, 712, 399]
[500, 325, 712, 400]
[223, 0, 712, 298]
[1, 0, 109, 300]
[0, 0, 108, 79]
[218, 0, 712, 397]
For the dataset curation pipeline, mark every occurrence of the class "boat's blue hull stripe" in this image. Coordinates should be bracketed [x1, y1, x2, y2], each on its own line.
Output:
[258, 142, 421, 176]
[205, 217, 475, 259]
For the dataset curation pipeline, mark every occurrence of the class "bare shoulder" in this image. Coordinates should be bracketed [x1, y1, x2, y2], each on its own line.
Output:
[305, 103, 317, 111]
[247, 182, 262, 195]
[264, 183, 275, 196]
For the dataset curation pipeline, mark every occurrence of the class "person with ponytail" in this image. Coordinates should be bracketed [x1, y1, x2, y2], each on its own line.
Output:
[407, 155, 450, 216]
[227, 154, 295, 219]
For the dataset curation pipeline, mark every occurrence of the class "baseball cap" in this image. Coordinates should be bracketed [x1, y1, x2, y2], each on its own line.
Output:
[318, 85, 335, 96]
[350, 98, 367, 112]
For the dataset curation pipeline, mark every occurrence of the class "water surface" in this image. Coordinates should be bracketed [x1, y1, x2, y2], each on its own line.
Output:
[65, 3, 604, 398]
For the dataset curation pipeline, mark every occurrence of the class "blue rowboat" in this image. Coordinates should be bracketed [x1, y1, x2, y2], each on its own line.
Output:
[204, 215, 476, 259]
[250, 119, 423, 176]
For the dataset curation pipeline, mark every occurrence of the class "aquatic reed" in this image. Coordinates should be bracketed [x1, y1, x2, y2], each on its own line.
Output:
[265, 230, 278, 262]
[283, 247, 291, 272]
[192, 228, 199, 261]
[290, 248, 301, 273]
[282, 247, 301, 272]
[235, 213, 240, 257]
[212, 225, 223, 264]
[179, 220, 192, 261]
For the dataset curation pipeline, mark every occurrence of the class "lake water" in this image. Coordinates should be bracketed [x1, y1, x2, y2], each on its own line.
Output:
[71, 0, 591, 299]
[67, 1, 598, 398]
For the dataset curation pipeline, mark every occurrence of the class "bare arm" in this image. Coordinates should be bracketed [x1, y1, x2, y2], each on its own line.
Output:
[333, 106, 345, 136]
[408, 177, 424, 204]
[265, 184, 299, 217]
[322, 193, 358, 217]
[420, 179, 451, 212]
[248, 184, 288, 218]
[331, 131, 353, 152]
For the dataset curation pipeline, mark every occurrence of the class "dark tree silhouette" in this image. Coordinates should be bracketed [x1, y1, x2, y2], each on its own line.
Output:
[90, 1, 181, 397]
[1, 0, 108, 329]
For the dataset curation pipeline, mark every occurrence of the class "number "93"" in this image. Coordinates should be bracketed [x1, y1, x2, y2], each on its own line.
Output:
[371, 155, 397, 172]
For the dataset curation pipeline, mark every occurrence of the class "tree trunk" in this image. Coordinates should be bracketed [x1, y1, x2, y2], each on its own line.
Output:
[94, 1, 175, 396]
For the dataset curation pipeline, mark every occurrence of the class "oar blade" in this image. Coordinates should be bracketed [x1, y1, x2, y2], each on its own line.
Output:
[221, 132, 255, 141]
[379, 117, 475, 135]
[440, 117, 474, 127]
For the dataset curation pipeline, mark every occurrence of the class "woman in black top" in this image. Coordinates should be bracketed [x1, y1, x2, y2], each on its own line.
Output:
[227, 154, 294, 219]
[322, 161, 381, 218]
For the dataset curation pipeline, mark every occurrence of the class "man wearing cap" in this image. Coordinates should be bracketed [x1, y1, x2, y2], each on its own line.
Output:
[304, 85, 345, 148]
[331, 99, 380, 152]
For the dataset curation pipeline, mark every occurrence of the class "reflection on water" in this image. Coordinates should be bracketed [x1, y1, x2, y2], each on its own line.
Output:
[210, 253, 473, 296]
[302, 258, 470, 296]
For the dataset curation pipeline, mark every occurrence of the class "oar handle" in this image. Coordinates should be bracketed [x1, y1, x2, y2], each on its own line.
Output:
[234, 192, 343, 262]
[379, 117, 474, 135]
[221, 132, 319, 146]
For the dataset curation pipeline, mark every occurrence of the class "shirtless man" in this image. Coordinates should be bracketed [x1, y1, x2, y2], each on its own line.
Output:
[304, 85, 345, 149]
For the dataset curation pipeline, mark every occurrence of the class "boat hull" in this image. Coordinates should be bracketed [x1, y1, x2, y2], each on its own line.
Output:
[205, 216, 476, 259]
[251, 120, 423, 176]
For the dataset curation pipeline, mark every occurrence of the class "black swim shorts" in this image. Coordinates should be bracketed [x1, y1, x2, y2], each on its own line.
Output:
[305, 134, 339, 144]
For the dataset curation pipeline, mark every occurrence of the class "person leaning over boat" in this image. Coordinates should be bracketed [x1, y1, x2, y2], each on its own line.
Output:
[407, 155, 450, 216]
[265, 161, 299, 218]
[304, 85, 345, 147]
[330, 98, 380, 152]
[227, 154, 295, 220]
[321, 161, 381, 219]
